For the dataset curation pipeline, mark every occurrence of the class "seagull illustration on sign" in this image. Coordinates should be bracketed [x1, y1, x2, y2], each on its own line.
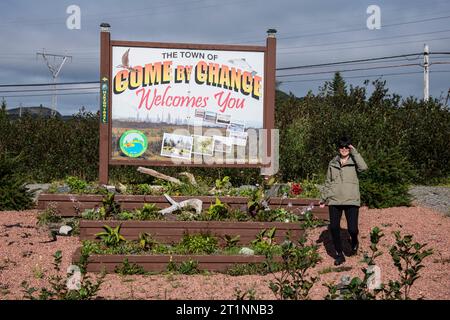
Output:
[116, 48, 137, 72]
[228, 58, 257, 76]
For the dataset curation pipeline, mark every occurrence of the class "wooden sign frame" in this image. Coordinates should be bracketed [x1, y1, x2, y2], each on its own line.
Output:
[99, 28, 276, 184]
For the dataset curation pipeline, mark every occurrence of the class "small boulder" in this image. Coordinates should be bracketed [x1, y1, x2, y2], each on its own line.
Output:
[59, 225, 73, 236]
[239, 247, 255, 256]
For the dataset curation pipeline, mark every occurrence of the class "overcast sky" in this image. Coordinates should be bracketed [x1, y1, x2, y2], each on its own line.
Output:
[1, 0, 449, 114]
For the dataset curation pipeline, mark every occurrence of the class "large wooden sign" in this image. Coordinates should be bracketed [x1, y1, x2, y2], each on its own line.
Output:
[99, 26, 276, 183]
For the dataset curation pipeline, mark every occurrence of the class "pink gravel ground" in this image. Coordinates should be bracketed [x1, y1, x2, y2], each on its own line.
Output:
[0, 206, 449, 300]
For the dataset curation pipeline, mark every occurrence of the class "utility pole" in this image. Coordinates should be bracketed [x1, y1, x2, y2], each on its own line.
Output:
[423, 44, 429, 102]
[36, 49, 72, 115]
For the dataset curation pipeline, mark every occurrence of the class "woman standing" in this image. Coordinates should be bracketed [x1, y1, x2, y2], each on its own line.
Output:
[320, 136, 368, 266]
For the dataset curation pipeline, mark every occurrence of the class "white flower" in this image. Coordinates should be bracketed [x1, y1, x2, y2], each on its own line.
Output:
[287, 202, 293, 208]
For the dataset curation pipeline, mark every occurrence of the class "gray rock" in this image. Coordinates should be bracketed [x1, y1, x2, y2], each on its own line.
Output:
[59, 225, 73, 236]
[239, 247, 255, 256]
[116, 183, 127, 194]
[25, 183, 52, 202]
[409, 186, 450, 216]
[366, 265, 382, 290]
[238, 185, 258, 191]
[57, 184, 70, 193]
[25, 183, 51, 192]
[149, 185, 165, 192]
[103, 185, 117, 194]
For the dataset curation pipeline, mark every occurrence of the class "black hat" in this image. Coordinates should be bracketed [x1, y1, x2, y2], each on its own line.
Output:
[337, 136, 352, 148]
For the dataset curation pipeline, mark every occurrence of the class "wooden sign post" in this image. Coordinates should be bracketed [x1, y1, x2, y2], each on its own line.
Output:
[98, 24, 276, 184]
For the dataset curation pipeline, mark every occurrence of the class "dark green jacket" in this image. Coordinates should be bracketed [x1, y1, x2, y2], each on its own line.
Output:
[320, 148, 368, 206]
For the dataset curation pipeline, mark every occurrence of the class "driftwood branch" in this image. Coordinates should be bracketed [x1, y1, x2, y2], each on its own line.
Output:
[158, 194, 202, 215]
[178, 172, 197, 185]
[137, 167, 182, 185]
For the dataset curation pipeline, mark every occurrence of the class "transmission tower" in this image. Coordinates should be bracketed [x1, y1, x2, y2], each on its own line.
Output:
[36, 49, 72, 115]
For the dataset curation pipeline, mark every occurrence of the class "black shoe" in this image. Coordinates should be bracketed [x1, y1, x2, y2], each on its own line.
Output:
[350, 242, 359, 256]
[334, 254, 346, 266]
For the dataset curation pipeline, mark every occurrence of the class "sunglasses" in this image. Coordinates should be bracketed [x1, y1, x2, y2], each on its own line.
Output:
[338, 145, 350, 150]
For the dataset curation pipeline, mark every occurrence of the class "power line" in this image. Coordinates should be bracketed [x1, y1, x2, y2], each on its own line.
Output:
[0, 92, 99, 98]
[278, 70, 450, 84]
[277, 63, 420, 78]
[0, 87, 98, 94]
[277, 14, 450, 43]
[276, 53, 423, 71]
[0, 81, 99, 88]
[278, 28, 450, 51]
[276, 35, 450, 56]
[235, 12, 450, 44]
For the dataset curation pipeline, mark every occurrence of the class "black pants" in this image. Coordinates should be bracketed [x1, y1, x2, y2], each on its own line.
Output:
[328, 205, 359, 255]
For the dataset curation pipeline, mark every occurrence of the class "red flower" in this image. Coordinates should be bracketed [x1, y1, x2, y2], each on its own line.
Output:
[290, 183, 303, 196]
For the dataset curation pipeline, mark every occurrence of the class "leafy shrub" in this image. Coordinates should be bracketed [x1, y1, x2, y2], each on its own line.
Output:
[95, 225, 126, 247]
[37, 203, 62, 226]
[100, 193, 121, 218]
[267, 238, 321, 300]
[0, 153, 34, 210]
[134, 203, 162, 220]
[65, 176, 88, 193]
[166, 258, 200, 275]
[114, 259, 146, 275]
[359, 147, 416, 208]
[222, 235, 240, 249]
[178, 233, 218, 254]
[324, 227, 433, 300]
[251, 228, 278, 255]
[205, 198, 229, 220]
[139, 232, 156, 251]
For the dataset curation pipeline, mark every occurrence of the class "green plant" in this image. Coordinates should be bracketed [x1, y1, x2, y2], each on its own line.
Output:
[228, 208, 250, 221]
[300, 205, 326, 229]
[234, 287, 257, 300]
[81, 208, 102, 220]
[117, 211, 134, 220]
[139, 232, 156, 251]
[136, 183, 153, 195]
[251, 228, 277, 255]
[0, 153, 33, 210]
[37, 203, 62, 226]
[100, 193, 121, 219]
[115, 259, 146, 275]
[21, 251, 104, 300]
[268, 238, 321, 300]
[324, 227, 433, 300]
[222, 234, 240, 249]
[215, 176, 232, 192]
[178, 233, 218, 254]
[177, 260, 200, 275]
[226, 263, 277, 276]
[247, 177, 276, 217]
[377, 231, 433, 300]
[324, 227, 384, 300]
[95, 225, 126, 247]
[65, 176, 88, 193]
[166, 257, 200, 275]
[359, 147, 416, 208]
[206, 198, 229, 220]
[135, 203, 162, 220]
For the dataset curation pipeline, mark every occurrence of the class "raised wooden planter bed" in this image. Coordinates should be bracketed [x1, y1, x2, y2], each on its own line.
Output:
[72, 248, 271, 273]
[37, 194, 328, 220]
[79, 220, 304, 244]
